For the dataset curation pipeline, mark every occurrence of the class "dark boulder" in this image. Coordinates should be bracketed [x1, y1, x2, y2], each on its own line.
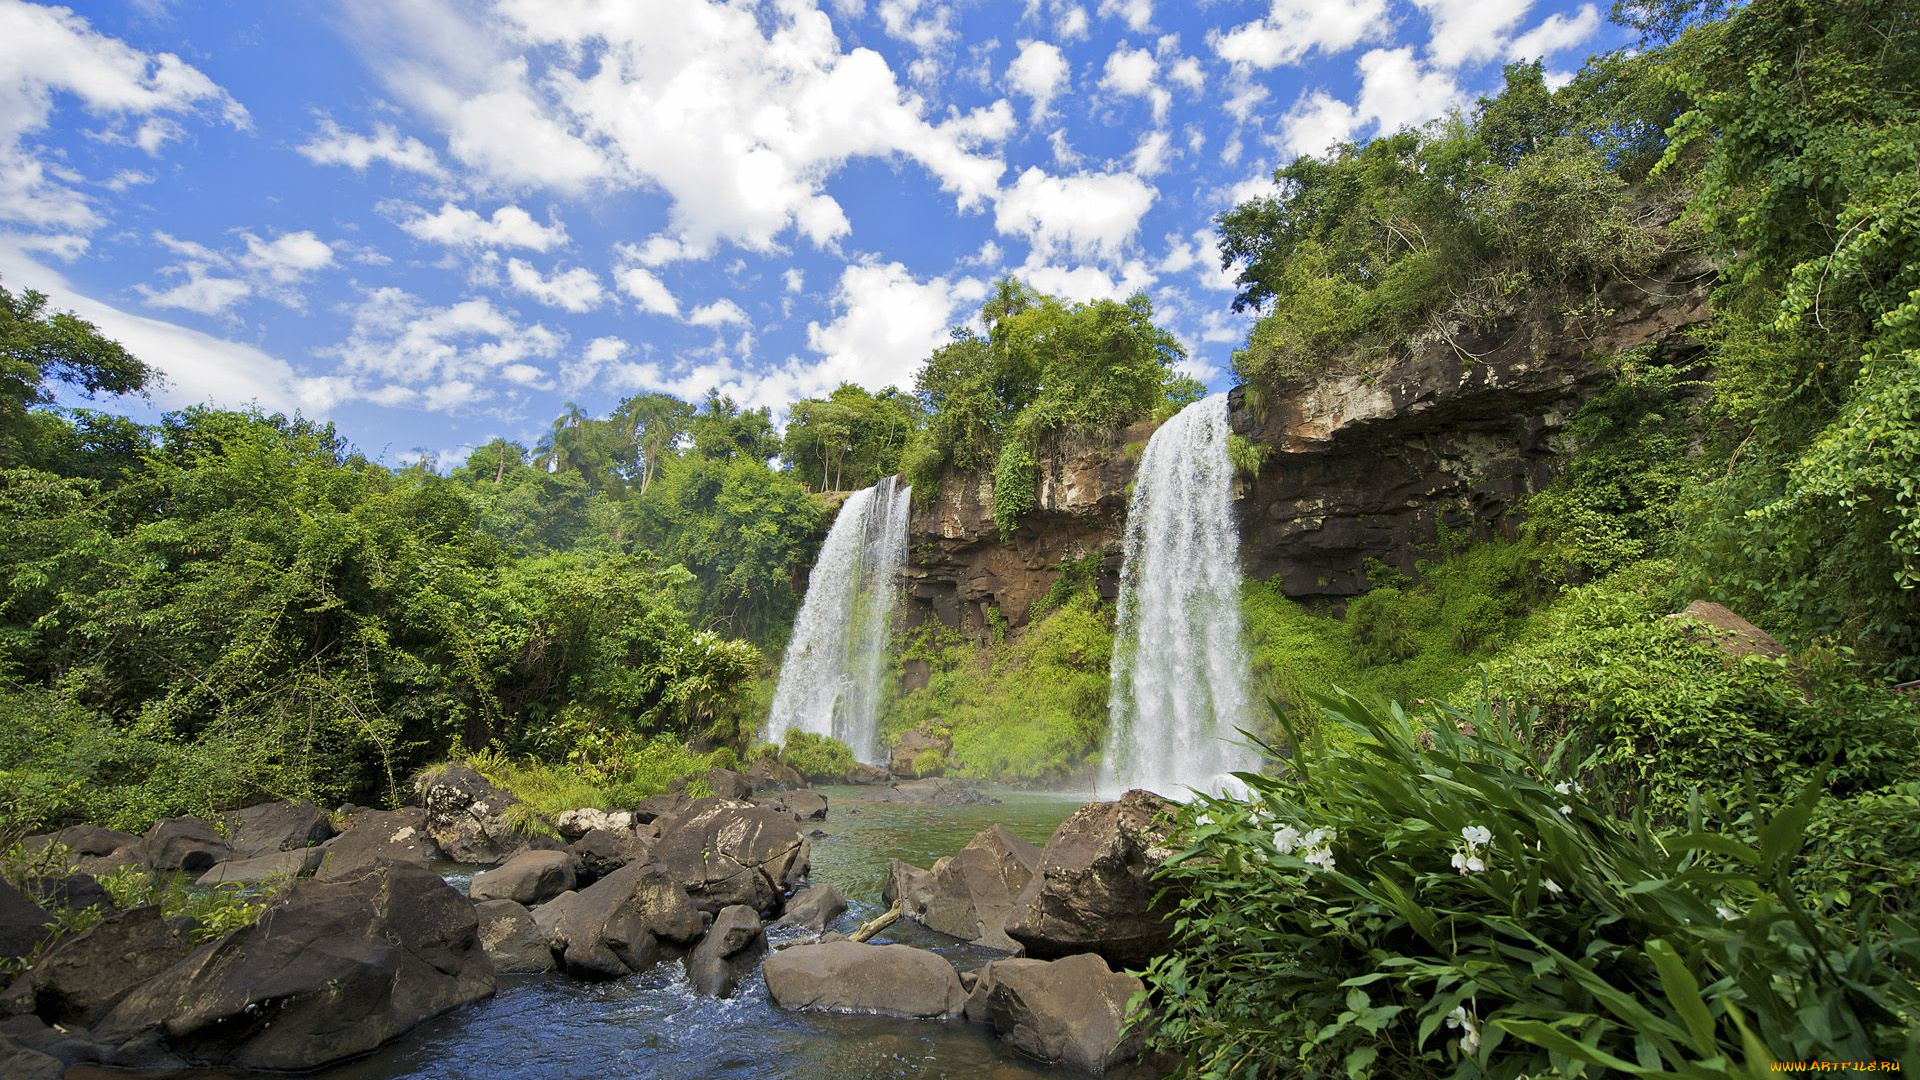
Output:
[548, 862, 706, 980]
[474, 899, 557, 974]
[847, 762, 890, 785]
[631, 792, 691, 825]
[414, 764, 534, 864]
[872, 777, 998, 806]
[0, 881, 54, 965]
[96, 860, 494, 1071]
[746, 757, 805, 792]
[1006, 790, 1179, 967]
[884, 858, 935, 921]
[773, 884, 848, 932]
[196, 848, 324, 886]
[684, 905, 766, 997]
[223, 801, 333, 859]
[22, 872, 113, 913]
[565, 827, 651, 887]
[0, 1034, 63, 1080]
[469, 850, 577, 906]
[967, 953, 1149, 1072]
[751, 788, 829, 821]
[139, 817, 230, 874]
[1, 905, 199, 1027]
[764, 940, 966, 1019]
[652, 800, 809, 914]
[917, 824, 1040, 950]
[0, 1014, 112, 1069]
[314, 807, 441, 881]
[25, 824, 136, 859]
[700, 767, 754, 801]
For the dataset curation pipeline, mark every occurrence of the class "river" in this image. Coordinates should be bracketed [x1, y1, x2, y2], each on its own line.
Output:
[72, 786, 1090, 1080]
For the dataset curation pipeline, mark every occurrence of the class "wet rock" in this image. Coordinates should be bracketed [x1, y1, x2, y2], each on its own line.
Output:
[774, 884, 848, 932]
[566, 827, 651, 886]
[415, 764, 534, 864]
[0, 1014, 110, 1068]
[652, 800, 810, 915]
[470, 850, 577, 906]
[884, 859, 936, 922]
[968, 953, 1148, 1072]
[314, 807, 441, 881]
[96, 861, 494, 1072]
[223, 801, 334, 859]
[196, 848, 324, 886]
[751, 788, 829, 821]
[684, 905, 766, 997]
[846, 762, 891, 785]
[474, 899, 557, 974]
[548, 862, 706, 981]
[0, 1034, 63, 1080]
[139, 818, 229, 874]
[763, 940, 966, 1019]
[872, 777, 998, 806]
[918, 825, 1040, 951]
[1006, 790, 1179, 967]
[889, 726, 951, 778]
[0, 881, 54, 965]
[1, 906, 199, 1027]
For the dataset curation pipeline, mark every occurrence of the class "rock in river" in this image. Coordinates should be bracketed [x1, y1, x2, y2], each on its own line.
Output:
[1006, 789, 1180, 967]
[763, 940, 966, 1019]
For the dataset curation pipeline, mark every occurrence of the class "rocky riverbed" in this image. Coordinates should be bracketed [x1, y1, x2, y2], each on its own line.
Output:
[2, 772, 1186, 1078]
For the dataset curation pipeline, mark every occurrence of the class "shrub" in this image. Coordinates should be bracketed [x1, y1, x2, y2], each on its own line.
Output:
[1141, 692, 1920, 1079]
[780, 730, 855, 783]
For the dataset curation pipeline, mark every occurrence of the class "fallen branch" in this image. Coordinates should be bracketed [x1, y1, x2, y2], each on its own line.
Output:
[850, 901, 901, 943]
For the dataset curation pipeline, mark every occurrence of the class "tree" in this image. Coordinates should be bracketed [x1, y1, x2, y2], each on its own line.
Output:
[2, 281, 153, 465]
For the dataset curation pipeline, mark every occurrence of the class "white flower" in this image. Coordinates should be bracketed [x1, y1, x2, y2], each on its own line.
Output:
[1302, 827, 1332, 849]
[1303, 847, 1337, 870]
[1716, 903, 1738, 921]
[1544, 878, 1563, 895]
[1445, 1005, 1482, 1055]
[1461, 825, 1493, 846]
[1272, 825, 1301, 854]
[1559, 804, 1574, 816]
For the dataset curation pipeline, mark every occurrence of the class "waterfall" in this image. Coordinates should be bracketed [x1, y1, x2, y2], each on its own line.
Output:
[766, 475, 912, 764]
[1101, 394, 1257, 798]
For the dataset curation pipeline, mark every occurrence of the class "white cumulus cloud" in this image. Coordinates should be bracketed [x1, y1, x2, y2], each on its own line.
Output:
[506, 258, 606, 312]
[1210, 0, 1393, 69]
[1008, 40, 1070, 124]
[396, 202, 569, 251]
[995, 166, 1157, 263]
[297, 118, 446, 177]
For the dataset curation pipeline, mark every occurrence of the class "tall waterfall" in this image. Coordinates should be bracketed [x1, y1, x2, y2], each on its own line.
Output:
[1101, 394, 1257, 798]
[766, 476, 912, 764]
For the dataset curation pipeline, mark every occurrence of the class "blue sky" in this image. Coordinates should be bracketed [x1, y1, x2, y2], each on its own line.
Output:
[0, 0, 1623, 468]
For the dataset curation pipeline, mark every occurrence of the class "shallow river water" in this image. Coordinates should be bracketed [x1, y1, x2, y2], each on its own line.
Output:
[74, 786, 1091, 1080]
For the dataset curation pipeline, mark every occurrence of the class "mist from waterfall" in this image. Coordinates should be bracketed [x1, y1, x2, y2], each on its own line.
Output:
[1101, 394, 1258, 798]
[766, 475, 912, 765]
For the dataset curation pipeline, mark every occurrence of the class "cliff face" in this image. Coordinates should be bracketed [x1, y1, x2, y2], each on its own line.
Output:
[902, 266, 1711, 633]
[901, 420, 1150, 640]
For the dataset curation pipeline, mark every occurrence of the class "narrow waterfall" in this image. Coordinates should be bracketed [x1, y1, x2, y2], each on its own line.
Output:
[766, 475, 912, 764]
[1102, 394, 1257, 798]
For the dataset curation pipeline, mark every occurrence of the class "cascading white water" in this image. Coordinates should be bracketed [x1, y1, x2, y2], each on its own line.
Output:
[766, 475, 912, 764]
[1101, 394, 1257, 798]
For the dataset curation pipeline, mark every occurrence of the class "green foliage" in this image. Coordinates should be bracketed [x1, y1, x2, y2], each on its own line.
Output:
[1523, 351, 1702, 578]
[778, 730, 855, 783]
[1218, 64, 1671, 386]
[782, 384, 919, 492]
[1224, 433, 1264, 479]
[1028, 552, 1105, 623]
[1, 280, 153, 467]
[887, 594, 1112, 783]
[1476, 566, 1920, 822]
[910, 283, 1191, 525]
[1142, 692, 1920, 1080]
[991, 441, 1039, 538]
[464, 732, 720, 815]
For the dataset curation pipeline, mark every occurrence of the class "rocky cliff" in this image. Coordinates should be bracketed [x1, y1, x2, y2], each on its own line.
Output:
[902, 264, 1711, 635]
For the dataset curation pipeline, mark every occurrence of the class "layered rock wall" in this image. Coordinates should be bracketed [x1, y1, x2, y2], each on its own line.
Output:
[902, 266, 1710, 631]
